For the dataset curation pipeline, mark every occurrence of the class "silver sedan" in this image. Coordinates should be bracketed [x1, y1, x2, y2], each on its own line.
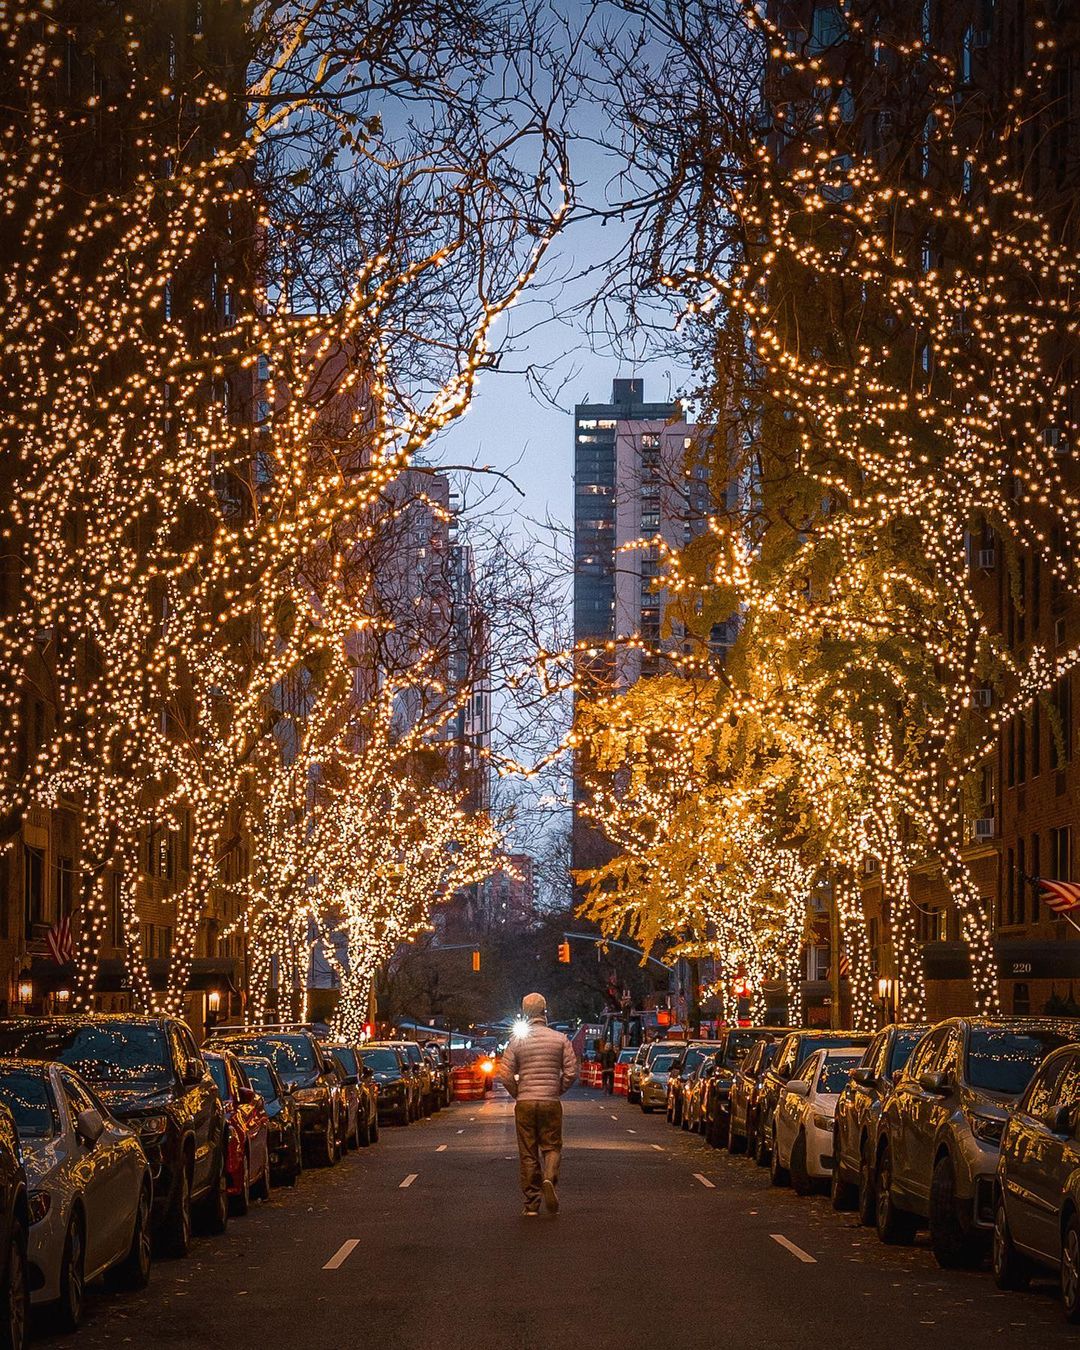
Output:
[0, 1059, 152, 1331]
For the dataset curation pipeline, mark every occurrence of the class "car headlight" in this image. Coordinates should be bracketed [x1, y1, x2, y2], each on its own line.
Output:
[966, 1110, 1005, 1145]
[28, 1191, 50, 1225]
[138, 1114, 169, 1138]
[293, 1087, 326, 1105]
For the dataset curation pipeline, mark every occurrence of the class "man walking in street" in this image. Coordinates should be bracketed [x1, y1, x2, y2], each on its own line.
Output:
[499, 993, 577, 1216]
[600, 1039, 617, 1095]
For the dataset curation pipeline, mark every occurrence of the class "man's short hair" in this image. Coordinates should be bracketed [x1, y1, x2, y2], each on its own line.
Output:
[522, 992, 547, 1019]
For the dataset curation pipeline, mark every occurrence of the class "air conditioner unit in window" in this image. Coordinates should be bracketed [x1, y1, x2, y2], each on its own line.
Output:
[863, 857, 880, 876]
[973, 688, 993, 708]
[976, 549, 996, 570]
[974, 816, 996, 840]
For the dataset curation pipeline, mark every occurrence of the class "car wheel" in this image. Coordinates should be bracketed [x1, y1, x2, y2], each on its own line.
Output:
[254, 1149, 272, 1203]
[57, 1213, 85, 1332]
[875, 1142, 918, 1245]
[992, 1198, 1030, 1290]
[754, 1115, 771, 1168]
[728, 1124, 746, 1155]
[313, 1116, 336, 1166]
[113, 1183, 152, 1290]
[159, 1161, 192, 1258]
[791, 1132, 814, 1197]
[1063, 1213, 1080, 1322]
[830, 1132, 857, 1211]
[370, 1112, 380, 1144]
[929, 1154, 979, 1269]
[0, 1218, 28, 1350]
[232, 1149, 251, 1216]
[641, 1103, 654, 1114]
[356, 1111, 369, 1148]
[770, 1134, 790, 1188]
[200, 1146, 229, 1236]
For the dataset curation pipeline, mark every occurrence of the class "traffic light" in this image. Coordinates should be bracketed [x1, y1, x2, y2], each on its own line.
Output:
[557, 940, 571, 964]
[471, 949, 481, 973]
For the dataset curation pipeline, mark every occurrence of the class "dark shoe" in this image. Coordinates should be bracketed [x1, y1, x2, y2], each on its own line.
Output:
[522, 1206, 540, 1217]
[542, 1179, 559, 1214]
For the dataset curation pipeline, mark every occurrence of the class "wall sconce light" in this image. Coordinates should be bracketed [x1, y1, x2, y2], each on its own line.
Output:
[17, 980, 33, 1005]
[207, 990, 221, 1014]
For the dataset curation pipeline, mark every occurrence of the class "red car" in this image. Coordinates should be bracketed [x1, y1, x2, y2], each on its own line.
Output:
[205, 1050, 271, 1215]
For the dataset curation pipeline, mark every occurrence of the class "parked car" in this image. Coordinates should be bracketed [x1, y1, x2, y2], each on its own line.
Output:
[321, 1041, 378, 1147]
[631, 1042, 685, 1109]
[684, 1053, 720, 1132]
[727, 1038, 781, 1154]
[0, 1015, 227, 1258]
[423, 1044, 452, 1109]
[207, 1027, 342, 1168]
[0, 1098, 28, 1350]
[389, 1041, 433, 1118]
[363, 1045, 412, 1125]
[772, 1048, 863, 1195]
[0, 1060, 151, 1330]
[204, 1050, 271, 1215]
[754, 1029, 873, 1166]
[873, 1016, 1080, 1266]
[640, 1051, 679, 1112]
[238, 1056, 302, 1187]
[615, 1047, 637, 1095]
[831, 1023, 929, 1220]
[665, 1044, 716, 1127]
[702, 1028, 795, 1149]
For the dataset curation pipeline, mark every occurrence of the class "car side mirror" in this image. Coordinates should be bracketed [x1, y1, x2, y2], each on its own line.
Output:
[237, 1085, 256, 1105]
[1048, 1103, 1075, 1135]
[787, 1080, 811, 1098]
[183, 1058, 204, 1086]
[343, 1074, 358, 1087]
[852, 1067, 876, 1088]
[918, 1071, 947, 1094]
[75, 1108, 105, 1146]
[361, 1066, 374, 1080]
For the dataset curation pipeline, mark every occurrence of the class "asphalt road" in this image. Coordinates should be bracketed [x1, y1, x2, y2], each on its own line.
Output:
[34, 1087, 1080, 1349]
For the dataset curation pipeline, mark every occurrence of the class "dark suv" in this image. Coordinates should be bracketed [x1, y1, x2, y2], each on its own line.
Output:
[0, 1014, 227, 1257]
[755, 1029, 873, 1166]
[207, 1026, 342, 1167]
[702, 1027, 795, 1149]
[664, 1043, 716, 1127]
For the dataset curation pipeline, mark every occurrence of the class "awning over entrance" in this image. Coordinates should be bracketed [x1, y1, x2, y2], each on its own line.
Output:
[922, 939, 1080, 982]
[29, 956, 241, 995]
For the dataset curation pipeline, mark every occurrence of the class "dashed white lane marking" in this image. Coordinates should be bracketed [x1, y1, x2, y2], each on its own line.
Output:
[399, 1174, 418, 1189]
[610, 1114, 618, 1121]
[693, 1173, 716, 1189]
[770, 1234, 816, 1264]
[436, 1144, 447, 1152]
[457, 1129, 465, 1134]
[650, 1144, 664, 1151]
[323, 1240, 360, 1270]
[627, 1129, 637, 1134]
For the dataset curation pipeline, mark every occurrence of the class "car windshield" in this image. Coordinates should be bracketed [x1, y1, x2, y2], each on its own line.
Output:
[0, 1069, 57, 1138]
[819, 1057, 860, 1093]
[651, 1055, 677, 1074]
[216, 1036, 315, 1086]
[363, 1049, 400, 1073]
[330, 1047, 358, 1076]
[0, 1022, 172, 1088]
[888, 1030, 926, 1076]
[617, 1050, 636, 1064]
[966, 1027, 1077, 1095]
[683, 1048, 710, 1072]
[241, 1062, 277, 1102]
[791, 1035, 867, 1073]
[205, 1057, 230, 1101]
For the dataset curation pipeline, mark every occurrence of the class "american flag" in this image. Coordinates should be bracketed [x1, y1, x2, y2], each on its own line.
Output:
[1039, 879, 1080, 915]
[827, 950, 850, 980]
[46, 915, 74, 965]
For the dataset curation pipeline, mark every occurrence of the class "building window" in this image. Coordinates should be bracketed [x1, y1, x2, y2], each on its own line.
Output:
[1017, 837, 1026, 925]
[1013, 982, 1031, 1015]
[57, 857, 74, 921]
[1052, 826, 1073, 882]
[1032, 701, 1041, 776]
[1052, 675, 1073, 768]
[23, 845, 44, 933]
[1031, 833, 1040, 922]
[1006, 848, 1015, 925]
[1017, 716, 1027, 786]
[110, 874, 123, 948]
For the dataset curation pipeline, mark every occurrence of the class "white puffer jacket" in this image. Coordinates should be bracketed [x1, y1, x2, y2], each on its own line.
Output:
[499, 1019, 577, 1102]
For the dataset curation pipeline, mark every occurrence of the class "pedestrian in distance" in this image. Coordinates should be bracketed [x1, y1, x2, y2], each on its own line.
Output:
[600, 1038, 616, 1095]
[499, 992, 577, 1216]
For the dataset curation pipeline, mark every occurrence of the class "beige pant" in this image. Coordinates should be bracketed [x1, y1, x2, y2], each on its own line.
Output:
[514, 1099, 563, 1208]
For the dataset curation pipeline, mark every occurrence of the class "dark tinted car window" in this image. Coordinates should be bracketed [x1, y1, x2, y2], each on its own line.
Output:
[683, 1048, 710, 1073]
[819, 1057, 860, 1093]
[0, 1022, 171, 1088]
[363, 1049, 401, 1073]
[330, 1047, 359, 1076]
[214, 1036, 315, 1086]
[888, 1030, 926, 1077]
[205, 1056, 230, 1101]
[651, 1054, 677, 1073]
[967, 1028, 1077, 1095]
[0, 1068, 56, 1137]
[241, 1060, 279, 1103]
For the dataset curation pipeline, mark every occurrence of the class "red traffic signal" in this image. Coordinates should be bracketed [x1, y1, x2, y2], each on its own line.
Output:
[557, 940, 571, 964]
